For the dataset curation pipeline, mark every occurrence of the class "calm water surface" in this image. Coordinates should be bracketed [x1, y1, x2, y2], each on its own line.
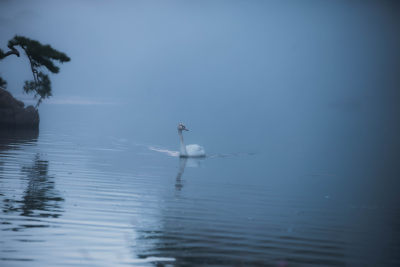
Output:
[0, 104, 399, 266]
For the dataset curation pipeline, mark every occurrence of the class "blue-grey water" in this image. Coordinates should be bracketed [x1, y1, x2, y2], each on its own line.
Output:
[1, 1, 400, 266]
[0, 102, 399, 267]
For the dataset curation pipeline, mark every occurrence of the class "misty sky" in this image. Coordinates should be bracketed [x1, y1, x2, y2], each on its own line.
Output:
[0, 0, 399, 152]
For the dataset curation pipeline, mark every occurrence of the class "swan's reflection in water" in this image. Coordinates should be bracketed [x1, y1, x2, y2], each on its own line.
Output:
[135, 154, 348, 266]
[175, 157, 204, 191]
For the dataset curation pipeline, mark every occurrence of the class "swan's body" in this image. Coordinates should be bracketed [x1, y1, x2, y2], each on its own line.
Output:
[178, 123, 205, 158]
[183, 144, 205, 157]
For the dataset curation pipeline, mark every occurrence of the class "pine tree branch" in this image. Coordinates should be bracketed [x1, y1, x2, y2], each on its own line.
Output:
[0, 45, 20, 59]
[3, 35, 70, 107]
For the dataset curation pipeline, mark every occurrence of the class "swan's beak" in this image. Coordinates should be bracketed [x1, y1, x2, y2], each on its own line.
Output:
[184, 128, 189, 131]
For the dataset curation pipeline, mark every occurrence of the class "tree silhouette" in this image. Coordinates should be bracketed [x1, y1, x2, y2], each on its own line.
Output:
[0, 35, 70, 107]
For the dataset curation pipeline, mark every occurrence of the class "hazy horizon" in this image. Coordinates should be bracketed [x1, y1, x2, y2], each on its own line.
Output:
[1, 0, 399, 150]
[1, 1, 399, 265]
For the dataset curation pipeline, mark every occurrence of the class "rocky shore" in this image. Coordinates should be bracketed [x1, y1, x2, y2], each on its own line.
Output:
[0, 88, 39, 129]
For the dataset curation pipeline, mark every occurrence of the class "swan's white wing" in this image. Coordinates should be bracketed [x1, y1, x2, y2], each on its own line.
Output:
[186, 144, 205, 157]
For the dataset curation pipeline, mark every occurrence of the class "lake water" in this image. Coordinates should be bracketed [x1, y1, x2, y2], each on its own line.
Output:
[0, 103, 399, 266]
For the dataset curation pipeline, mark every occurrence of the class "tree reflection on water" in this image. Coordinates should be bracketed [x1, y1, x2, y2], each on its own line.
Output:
[0, 129, 64, 230]
[18, 153, 64, 218]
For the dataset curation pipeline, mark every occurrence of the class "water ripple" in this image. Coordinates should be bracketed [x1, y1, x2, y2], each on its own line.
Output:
[0, 128, 399, 266]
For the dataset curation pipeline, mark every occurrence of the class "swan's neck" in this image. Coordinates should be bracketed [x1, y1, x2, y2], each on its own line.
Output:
[178, 130, 187, 156]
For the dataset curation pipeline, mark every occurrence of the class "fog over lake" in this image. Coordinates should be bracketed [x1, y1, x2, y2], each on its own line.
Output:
[1, 1, 399, 266]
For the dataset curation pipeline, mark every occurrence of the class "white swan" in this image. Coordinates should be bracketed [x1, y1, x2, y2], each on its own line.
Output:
[178, 123, 205, 157]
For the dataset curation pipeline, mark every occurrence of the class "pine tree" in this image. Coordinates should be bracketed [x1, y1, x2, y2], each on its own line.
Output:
[0, 35, 70, 107]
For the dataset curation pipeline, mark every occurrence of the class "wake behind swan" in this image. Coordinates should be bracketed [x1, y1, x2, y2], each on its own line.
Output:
[148, 146, 180, 157]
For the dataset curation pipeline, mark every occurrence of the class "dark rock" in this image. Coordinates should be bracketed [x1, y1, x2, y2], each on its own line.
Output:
[0, 88, 39, 129]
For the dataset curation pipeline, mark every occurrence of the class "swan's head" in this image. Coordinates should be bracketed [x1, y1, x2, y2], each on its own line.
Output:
[178, 123, 189, 131]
